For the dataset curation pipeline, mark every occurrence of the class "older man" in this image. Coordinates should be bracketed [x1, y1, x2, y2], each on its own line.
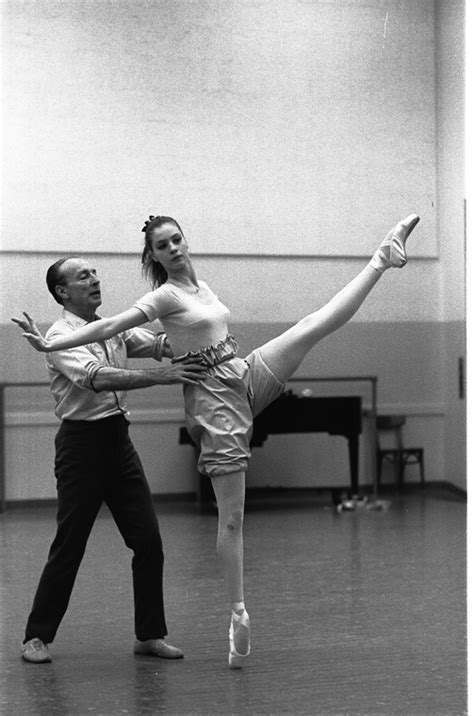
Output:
[13, 257, 206, 664]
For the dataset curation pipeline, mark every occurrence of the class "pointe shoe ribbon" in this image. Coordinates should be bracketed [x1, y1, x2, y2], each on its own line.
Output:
[370, 214, 420, 272]
[228, 609, 250, 669]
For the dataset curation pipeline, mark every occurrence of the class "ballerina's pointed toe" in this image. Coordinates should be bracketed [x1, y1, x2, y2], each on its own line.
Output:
[228, 610, 250, 669]
[370, 213, 420, 272]
[384, 213, 420, 268]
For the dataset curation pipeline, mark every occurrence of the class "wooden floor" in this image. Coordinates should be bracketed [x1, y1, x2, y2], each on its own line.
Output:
[0, 487, 466, 715]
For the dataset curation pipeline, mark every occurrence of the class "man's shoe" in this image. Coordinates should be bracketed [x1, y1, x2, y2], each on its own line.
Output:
[21, 638, 52, 664]
[134, 638, 183, 659]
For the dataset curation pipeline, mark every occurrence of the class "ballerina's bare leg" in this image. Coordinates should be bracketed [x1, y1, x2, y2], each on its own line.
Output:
[210, 470, 250, 669]
[210, 472, 245, 605]
[258, 215, 420, 383]
[210, 214, 419, 669]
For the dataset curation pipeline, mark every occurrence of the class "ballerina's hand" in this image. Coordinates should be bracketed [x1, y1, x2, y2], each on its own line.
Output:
[11, 312, 51, 352]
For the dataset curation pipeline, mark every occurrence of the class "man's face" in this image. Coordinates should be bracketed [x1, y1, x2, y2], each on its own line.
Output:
[57, 258, 102, 314]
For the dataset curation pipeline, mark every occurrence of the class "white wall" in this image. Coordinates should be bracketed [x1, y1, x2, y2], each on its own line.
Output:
[0, 0, 466, 501]
[2, 0, 437, 256]
[1, 251, 439, 326]
[435, 0, 466, 490]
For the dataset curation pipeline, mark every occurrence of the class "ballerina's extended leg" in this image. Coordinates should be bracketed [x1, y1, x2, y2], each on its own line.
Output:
[258, 214, 420, 383]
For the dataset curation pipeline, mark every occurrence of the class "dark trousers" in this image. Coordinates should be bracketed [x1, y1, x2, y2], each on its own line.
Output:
[24, 414, 167, 644]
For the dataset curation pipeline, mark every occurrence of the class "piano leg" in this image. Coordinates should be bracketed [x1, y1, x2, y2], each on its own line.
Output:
[348, 435, 359, 496]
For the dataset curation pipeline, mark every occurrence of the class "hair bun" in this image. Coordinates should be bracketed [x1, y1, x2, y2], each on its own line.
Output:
[141, 215, 156, 233]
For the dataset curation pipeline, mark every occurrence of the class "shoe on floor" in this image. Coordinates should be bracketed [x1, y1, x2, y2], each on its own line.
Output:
[21, 638, 52, 664]
[228, 609, 250, 669]
[134, 638, 183, 659]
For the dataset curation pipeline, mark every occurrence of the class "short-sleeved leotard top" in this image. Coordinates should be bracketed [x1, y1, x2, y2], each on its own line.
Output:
[134, 280, 230, 357]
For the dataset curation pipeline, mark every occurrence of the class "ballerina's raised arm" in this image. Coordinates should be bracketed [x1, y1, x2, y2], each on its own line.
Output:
[12, 307, 148, 353]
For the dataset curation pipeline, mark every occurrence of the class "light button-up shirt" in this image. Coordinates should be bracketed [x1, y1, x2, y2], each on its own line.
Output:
[45, 310, 166, 421]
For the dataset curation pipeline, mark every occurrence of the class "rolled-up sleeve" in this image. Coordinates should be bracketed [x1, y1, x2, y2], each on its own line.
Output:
[123, 327, 167, 361]
[48, 346, 104, 391]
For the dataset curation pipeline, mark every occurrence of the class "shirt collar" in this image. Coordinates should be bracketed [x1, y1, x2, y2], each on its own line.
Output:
[61, 309, 101, 328]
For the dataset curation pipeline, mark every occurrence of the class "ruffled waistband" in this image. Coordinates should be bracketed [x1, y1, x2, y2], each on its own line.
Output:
[171, 335, 238, 368]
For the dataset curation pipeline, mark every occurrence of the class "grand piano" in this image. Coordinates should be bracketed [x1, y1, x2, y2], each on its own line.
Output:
[179, 391, 363, 506]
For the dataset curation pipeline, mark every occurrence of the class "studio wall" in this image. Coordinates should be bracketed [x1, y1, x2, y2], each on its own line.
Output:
[0, 0, 465, 503]
[2, 0, 437, 256]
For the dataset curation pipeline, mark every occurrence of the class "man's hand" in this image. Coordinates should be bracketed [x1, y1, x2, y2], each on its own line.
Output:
[91, 361, 208, 391]
[11, 312, 52, 352]
[153, 361, 207, 385]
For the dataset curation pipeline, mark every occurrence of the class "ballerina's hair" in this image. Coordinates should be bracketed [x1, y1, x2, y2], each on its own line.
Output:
[141, 215, 185, 288]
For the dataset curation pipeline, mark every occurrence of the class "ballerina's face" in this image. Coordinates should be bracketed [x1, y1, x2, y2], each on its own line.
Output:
[149, 222, 190, 272]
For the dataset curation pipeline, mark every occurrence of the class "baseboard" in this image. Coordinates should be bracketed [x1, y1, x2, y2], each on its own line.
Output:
[2, 492, 197, 511]
[152, 492, 196, 503]
[410, 480, 466, 499]
[3, 498, 59, 510]
[2, 481, 465, 512]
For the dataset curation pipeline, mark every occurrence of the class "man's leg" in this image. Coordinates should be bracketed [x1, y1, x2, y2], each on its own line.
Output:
[105, 419, 182, 658]
[23, 421, 103, 657]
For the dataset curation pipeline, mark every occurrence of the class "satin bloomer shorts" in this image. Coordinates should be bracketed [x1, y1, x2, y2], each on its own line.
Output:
[174, 335, 285, 477]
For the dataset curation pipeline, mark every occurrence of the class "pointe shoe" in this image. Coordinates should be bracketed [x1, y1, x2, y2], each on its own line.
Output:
[370, 214, 420, 272]
[228, 609, 250, 669]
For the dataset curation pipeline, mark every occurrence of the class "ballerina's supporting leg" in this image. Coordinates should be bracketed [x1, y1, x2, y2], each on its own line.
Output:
[259, 214, 420, 383]
[210, 472, 246, 605]
[210, 472, 250, 668]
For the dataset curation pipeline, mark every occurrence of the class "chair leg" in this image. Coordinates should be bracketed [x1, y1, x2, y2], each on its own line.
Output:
[395, 453, 404, 492]
[399, 456, 405, 491]
[419, 451, 425, 488]
[377, 453, 383, 489]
